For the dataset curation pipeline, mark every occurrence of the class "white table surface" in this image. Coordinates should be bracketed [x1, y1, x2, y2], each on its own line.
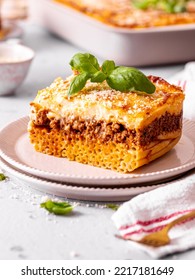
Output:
[0, 22, 194, 260]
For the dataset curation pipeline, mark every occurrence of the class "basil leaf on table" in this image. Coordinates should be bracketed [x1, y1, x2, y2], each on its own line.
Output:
[106, 204, 120, 211]
[40, 200, 73, 215]
[0, 173, 6, 181]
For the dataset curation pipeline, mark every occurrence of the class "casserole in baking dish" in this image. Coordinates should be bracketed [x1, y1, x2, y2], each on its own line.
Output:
[54, 0, 195, 28]
[29, 0, 195, 66]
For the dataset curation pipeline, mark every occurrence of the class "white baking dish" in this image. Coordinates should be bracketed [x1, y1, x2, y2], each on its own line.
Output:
[29, 0, 195, 66]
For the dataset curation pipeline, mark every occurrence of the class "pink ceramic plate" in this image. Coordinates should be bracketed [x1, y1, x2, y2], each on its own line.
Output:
[0, 157, 162, 201]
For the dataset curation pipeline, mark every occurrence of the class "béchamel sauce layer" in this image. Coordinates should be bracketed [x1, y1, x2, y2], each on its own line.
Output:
[30, 74, 184, 129]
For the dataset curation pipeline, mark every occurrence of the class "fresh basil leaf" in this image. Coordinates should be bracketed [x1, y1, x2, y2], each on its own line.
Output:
[69, 53, 100, 74]
[161, 0, 187, 13]
[133, 0, 159, 10]
[173, 4, 186, 13]
[67, 73, 89, 96]
[106, 66, 155, 94]
[0, 173, 6, 181]
[67, 53, 156, 96]
[102, 60, 116, 76]
[90, 71, 106, 83]
[41, 200, 73, 215]
[132, 0, 188, 13]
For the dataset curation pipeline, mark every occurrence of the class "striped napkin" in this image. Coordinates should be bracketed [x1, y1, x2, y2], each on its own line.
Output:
[112, 172, 195, 258]
[169, 62, 195, 121]
[112, 63, 195, 258]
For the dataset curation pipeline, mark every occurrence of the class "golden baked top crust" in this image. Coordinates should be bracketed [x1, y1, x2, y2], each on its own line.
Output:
[54, 0, 195, 29]
[30, 75, 184, 129]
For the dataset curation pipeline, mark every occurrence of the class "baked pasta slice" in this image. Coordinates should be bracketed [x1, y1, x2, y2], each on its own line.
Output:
[28, 57, 184, 173]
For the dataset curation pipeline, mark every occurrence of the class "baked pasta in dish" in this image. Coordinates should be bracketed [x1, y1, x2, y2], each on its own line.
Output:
[54, 0, 195, 28]
[28, 67, 184, 173]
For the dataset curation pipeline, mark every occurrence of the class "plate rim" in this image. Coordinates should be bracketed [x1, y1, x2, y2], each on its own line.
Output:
[0, 116, 195, 185]
[0, 157, 162, 201]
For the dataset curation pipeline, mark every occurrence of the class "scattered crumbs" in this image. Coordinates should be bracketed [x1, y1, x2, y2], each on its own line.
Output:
[46, 216, 53, 222]
[32, 194, 40, 199]
[9, 194, 20, 200]
[40, 195, 68, 204]
[40, 195, 51, 203]
[30, 201, 38, 206]
[10, 181, 20, 188]
[10, 246, 24, 252]
[70, 251, 79, 258]
[95, 203, 105, 209]
[73, 202, 80, 208]
[18, 254, 28, 260]
[11, 186, 18, 191]
[59, 233, 66, 238]
[29, 214, 36, 219]
[74, 201, 120, 209]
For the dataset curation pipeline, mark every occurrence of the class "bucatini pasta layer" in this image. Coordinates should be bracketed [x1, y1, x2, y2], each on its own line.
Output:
[28, 75, 184, 173]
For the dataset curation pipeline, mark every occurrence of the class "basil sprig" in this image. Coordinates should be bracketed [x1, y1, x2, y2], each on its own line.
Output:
[132, 0, 188, 13]
[67, 53, 155, 96]
[40, 200, 73, 215]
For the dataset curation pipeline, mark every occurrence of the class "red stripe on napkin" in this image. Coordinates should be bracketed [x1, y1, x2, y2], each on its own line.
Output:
[119, 209, 194, 231]
[123, 224, 165, 238]
[123, 215, 195, 238]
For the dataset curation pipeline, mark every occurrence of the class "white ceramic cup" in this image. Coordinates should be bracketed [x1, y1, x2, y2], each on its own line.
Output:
[0, 42, 34, 96]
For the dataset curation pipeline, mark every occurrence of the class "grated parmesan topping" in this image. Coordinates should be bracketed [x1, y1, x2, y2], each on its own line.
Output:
[32, 74, 184, 129]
